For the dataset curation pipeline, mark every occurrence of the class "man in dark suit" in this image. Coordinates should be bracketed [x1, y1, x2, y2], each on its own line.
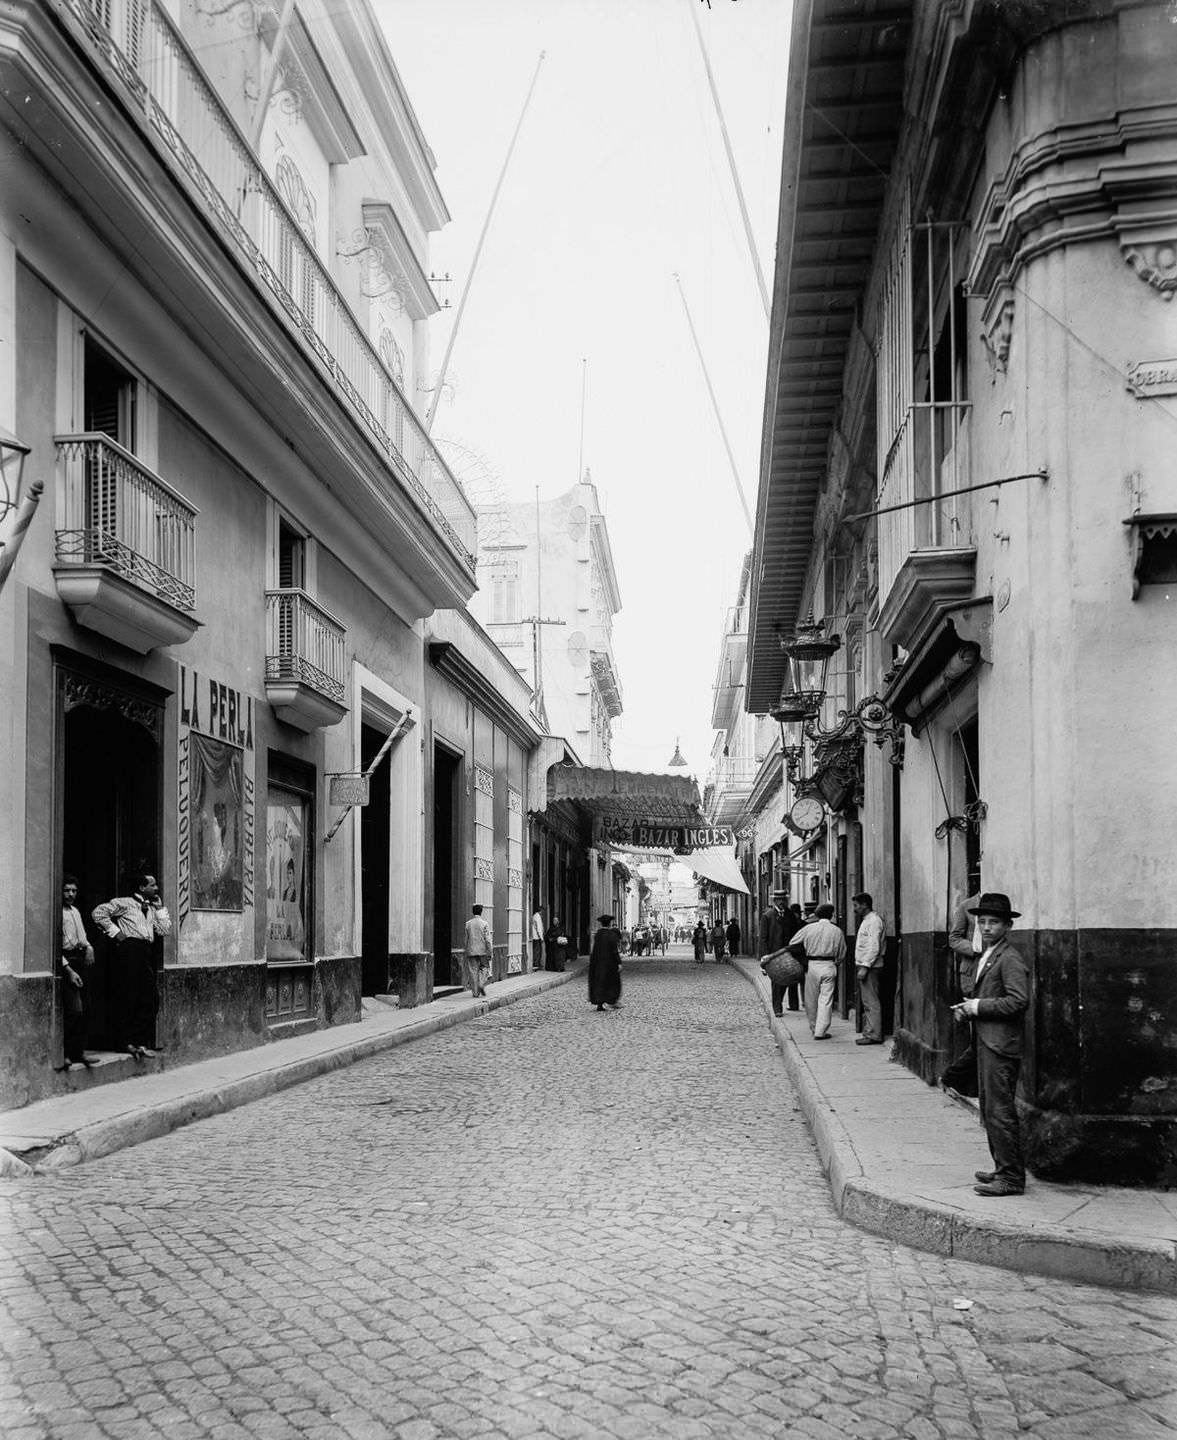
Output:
[951, 893, 1030, 1197]
[759, 890, 801, 1012]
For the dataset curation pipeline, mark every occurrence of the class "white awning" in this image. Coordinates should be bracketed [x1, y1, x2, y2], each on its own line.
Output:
[688, 847, 750, 895]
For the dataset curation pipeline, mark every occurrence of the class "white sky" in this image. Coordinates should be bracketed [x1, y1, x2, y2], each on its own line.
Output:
[379, 0, 792, 778]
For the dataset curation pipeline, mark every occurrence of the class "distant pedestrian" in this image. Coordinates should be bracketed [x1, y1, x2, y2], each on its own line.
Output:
[530, 906, 545, 971]
[59, 874, 96, 1071]
[692, 920, 707, 963]
[545, 916, 566, 972]
[588, 914, 622, 1011]
[93, 869, 170, 1060]
[462, 904, 492, 998]
[710, 919, 727, 963]
[852, 892, 886, 1046]
[789, 902, 845, 1040]
[725, 916, 741, 957]
[951, 893, 1029, 1197]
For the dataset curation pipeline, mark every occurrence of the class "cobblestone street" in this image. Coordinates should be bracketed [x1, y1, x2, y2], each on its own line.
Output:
[2, 954, 1174, 1440]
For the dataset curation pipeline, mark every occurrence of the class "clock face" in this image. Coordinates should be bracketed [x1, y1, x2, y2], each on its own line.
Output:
[790, 796, 825, 833]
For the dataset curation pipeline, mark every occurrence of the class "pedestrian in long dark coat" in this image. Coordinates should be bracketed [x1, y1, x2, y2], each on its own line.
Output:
[725, 916, 741, 957]
[692, 920, 708, 963]
[588, 914, 622, 1011]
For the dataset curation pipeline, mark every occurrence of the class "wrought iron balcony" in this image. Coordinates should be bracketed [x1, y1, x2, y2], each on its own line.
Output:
[265, 588, 347, 732]
[53, 433, 200, 652]
[65, 0, 476, 570]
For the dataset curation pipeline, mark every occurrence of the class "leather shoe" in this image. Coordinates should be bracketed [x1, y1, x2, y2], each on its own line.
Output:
[974, 1170, 996, 1184]
[973, 1179, 1024, 1197]
[813, 1033, 831, 1040]
[855, 1037, 882, 1046]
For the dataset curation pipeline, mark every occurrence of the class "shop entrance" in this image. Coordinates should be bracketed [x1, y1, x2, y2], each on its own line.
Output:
[360, 722, 391, 996]
[60, 680, 162, 1050]
[431, 744, 461, 989]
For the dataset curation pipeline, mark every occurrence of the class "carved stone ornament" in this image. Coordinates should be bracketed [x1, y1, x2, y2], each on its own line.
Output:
[1122, 237, 1177, 302]
[981, 288, 1016, 374]
[337, 227, 408, 310]
[62, 673, 162, 740]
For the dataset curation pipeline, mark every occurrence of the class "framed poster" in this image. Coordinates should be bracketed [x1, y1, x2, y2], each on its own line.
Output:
[191, 732, 244, 911]
[266, 787, 308, 961]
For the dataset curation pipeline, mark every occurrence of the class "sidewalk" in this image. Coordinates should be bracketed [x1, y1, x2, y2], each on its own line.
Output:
[0, 965, 581, 1176]
[3, 956, 1174, 1294]
[733, 955, 1177, 1295]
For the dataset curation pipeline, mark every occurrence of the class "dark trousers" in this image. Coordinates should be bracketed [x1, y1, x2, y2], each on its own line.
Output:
[977, 1043, 1024, 1185]
[770, 977, 802, 1014]
[62, 976, 87, 1062]
[942, 1028, 979, 1096]
[117, 939, 158, 1049]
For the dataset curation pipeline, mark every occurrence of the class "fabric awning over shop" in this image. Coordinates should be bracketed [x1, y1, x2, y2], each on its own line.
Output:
[547, 765, 703, 825]
[688, 847, 750, 895]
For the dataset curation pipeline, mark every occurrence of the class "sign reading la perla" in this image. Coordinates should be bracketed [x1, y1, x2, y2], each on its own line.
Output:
[1126, 359, 1177, 399]
[179, 664, 255, 749]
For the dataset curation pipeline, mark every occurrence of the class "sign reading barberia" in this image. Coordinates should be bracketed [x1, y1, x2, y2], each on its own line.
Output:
[600, 821, 734, 850]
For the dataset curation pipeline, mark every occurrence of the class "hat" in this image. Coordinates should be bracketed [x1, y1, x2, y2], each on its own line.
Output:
[771, 889, 790, 901]
[596, 913, 615, 925]
[967, 892, 1021, 921]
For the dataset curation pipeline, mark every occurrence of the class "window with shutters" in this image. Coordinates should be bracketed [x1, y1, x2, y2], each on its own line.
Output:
[875, 185, 972, 606]
[83, 338, 136, 544]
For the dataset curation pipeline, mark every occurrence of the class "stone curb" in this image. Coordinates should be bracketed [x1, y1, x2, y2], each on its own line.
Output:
[2, 966, 581, 1175]
[732, 957, 1177, 1295]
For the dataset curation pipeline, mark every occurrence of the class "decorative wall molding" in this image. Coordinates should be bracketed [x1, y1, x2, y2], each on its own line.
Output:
[1121, 235, 1177, 302]
[981, 285, 1016, 374]
[62, 674, 163, 740]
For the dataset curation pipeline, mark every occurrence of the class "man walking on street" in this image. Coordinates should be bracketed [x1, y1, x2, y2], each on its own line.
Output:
[463, 904, 493, 998]
[789, 902, 845, 1040]
[951, 893, 1030, 1197]
[759, 891, 801, 1010]
[93, 870, 170, 1060]
[852, 892, 886, 1046]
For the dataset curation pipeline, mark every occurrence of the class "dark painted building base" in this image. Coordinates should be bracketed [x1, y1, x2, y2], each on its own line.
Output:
[0, 954, 364, 1113]
[896, 926, 1177, 1188]
[390, 953, 433, 1008]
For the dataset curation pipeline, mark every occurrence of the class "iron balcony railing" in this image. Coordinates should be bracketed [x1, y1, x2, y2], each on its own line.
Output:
[265, 589, 347, 705]
[54, 433, 198, 611]
[65, 0, 476, 567]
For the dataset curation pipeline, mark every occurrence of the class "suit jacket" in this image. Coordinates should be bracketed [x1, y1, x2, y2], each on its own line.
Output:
[948, 893, 982, 997]
[758, 906, 797, 957]
[972, 936, 1030, 1058]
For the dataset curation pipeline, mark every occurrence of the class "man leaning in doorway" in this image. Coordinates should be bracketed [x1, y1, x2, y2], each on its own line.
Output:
[59, 874, 98, 1071]
[463, 904, 493, 999]
[530, 905, 545, 972]
[942, 883, 983, 1099]
[789, 902, 845, 1040]
[950, 892, 1030, 1197]
[851, 892, 886, 1046]
[93, 869, 171, 1060]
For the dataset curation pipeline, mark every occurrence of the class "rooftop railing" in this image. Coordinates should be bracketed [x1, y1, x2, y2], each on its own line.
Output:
[65, 0, 476, 568]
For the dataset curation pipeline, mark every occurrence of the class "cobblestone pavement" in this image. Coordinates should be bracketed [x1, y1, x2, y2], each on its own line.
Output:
[2, 952, 1175, 1440]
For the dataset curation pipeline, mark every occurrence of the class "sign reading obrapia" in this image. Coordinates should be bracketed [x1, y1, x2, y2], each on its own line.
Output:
[599, 821, 734, 850]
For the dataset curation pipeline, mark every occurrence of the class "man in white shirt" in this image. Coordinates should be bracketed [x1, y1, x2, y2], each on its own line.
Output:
[789, 903, 846, 1040]
[93, 870, 171, 1060]
[463, 904, 493, 998]
[530, 908, 545, 972]
[59, 875, 97, 1070]
[852, 892, 886, 1046]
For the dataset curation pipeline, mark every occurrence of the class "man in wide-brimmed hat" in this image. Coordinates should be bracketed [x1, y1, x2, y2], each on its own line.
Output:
[951, 893, 1030, 1197]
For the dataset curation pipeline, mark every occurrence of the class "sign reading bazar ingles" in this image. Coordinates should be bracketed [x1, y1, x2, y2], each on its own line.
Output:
[599, 820, 734, 850]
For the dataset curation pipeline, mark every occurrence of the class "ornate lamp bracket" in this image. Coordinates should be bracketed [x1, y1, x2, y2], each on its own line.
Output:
[804, 694, 905, 769]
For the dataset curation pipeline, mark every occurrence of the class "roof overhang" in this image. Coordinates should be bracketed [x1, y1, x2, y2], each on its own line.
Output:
[746, 0, 911, 713]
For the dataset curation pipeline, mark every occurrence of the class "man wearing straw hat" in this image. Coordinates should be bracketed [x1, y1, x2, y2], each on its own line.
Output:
[951, 892, 1030, 1197]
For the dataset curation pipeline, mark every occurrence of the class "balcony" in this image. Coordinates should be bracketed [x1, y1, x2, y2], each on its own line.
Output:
[42, 0, 476, 590]
[53, 434, 200, 653]
[265, 589, 347, 732]
[711, 605, 748, 730]
[704, 755, 759, 827]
